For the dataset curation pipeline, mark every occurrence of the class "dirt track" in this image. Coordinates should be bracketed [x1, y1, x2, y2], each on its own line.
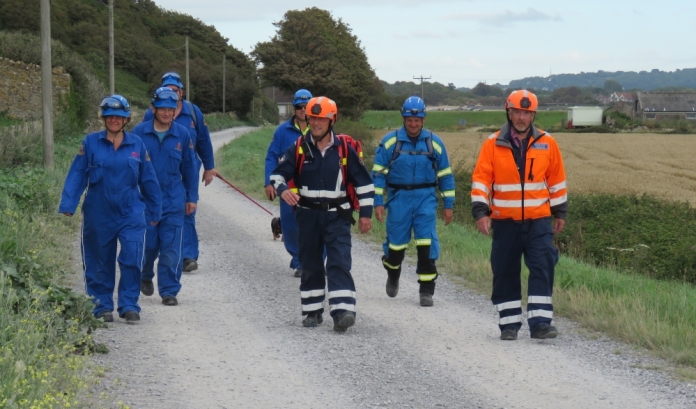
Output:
[84, 127, 696, 408]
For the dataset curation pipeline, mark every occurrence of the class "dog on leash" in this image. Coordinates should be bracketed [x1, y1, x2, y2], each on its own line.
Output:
[271, 217, 283, 241]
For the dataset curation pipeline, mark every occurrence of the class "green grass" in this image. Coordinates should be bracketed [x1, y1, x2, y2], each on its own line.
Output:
[216, 123, 696, 371]
[113, 69, 152, 109]
[0, 112, 22, 128]
[362, 110, 567, 132]
[205, 112, 255, 132]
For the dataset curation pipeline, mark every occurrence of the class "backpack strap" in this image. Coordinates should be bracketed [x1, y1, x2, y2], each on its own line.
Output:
[185, 100, 198, 130]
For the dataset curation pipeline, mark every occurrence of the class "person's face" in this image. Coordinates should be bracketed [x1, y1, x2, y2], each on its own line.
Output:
[295, 104, 307, 121]
[104, 116, 128, 133]
[403, 116, 425, 137]
[166, 85, 184, 102]
[154, 108, 176, 126]
[308, 116, 331, 140]
[508, 108, 535, 134]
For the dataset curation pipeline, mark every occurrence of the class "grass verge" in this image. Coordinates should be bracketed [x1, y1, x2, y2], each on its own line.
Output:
[216, 122, 696, 372]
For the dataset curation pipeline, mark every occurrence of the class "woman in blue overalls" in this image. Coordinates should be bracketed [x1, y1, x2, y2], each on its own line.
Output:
[59, 95, 161, 323]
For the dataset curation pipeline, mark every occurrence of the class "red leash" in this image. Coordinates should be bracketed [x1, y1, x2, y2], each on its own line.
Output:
[215, 173, 274, 216]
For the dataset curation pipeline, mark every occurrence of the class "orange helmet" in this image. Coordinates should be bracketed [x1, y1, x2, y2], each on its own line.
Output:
[506, 90, 538, 112]
[306, 97, 338, 122]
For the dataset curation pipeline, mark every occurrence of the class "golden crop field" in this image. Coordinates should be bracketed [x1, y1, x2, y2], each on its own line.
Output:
[371, 130, 696, 205]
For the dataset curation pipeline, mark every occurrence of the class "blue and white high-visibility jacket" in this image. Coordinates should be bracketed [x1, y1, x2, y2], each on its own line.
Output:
[371, 127, 456, 208]
[270, 133, 375, 219]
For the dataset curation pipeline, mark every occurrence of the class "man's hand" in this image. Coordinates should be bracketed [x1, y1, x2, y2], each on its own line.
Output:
[375, 206, 385, 222]
[280, 190, 300, 206]
[265, 185, 277, 201]
[202, 169, 219, 186]
[442, 208, 453, 226]
[358, 217, 372, 234]
[476, 216, 491, 236]
[185, 202, 197, 215]
[150, 221, 158, 226]
[553, 218, 566, 234]
[62, 212, 73, 217]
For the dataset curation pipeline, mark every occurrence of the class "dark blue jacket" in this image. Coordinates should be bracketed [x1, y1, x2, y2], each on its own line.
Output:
[59, 130, 162, 223]
[142, 101, 215, 170]
[132, 120, 199, 225]
[264, 117, 308, 186]
[270, 133, 375, 219]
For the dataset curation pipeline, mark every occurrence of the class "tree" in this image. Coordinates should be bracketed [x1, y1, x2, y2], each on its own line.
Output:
[252, 7, 377, 119]
[603, 79, 623, 94]
[471, 82, 503, 97]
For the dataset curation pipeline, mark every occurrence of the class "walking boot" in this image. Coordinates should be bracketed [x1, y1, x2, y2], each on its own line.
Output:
[302, 311, 323, 327]
[140, 280, 154, 296]
[500, 327, 518, 341]
[386, 276, 399, 298]
[120, 311, 140, 324]
[333, 312, 356, 333]
[161, 296, 178, 306]
[419, 293, 434, 307]
[531, 324, 558, 339]
[183, 258, 198, 272]
[96, 311, 113, 323]
[294, 268, 302, 278]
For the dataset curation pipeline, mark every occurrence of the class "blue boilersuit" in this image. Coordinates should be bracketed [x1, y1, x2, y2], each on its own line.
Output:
[265, 117, 309, 270]
[59, 131, 162, 317]
[132, 120, 199, 298]
[143, 102, 213, 261]
[372, 127, 455, 294]
[270, 133, 374, 322]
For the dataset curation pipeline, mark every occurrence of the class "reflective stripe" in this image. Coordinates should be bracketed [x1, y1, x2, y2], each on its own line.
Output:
[374, 187, 384, 195]
[493, 183, 522, 192]
[298, 187, 346, 199]
[389, 243, 409, 251]
[384, 136, 397, 149]
[330, 303, 356, 312]
[301, 302, 324, 312]
[270, 175, 286, 186]
[471, 195, 490, 205]
[382, 259, 400, 269]
[372, 164, 385, 172]
[290, 188, 299, 193]
[441, 190, 455, 198]
[329, 290, 356, 299]
[549, 194, 568, 206]
[499, 314, 522, 325]
[301, 289, 325, 298]
[418, 273, 437, 282]
[492, 198, 548, 207]
[415, 238, 431, 246]
[495, 300, 522, 312]
[342, 158, 348, 165]
[471, 182, 490, 195]
[549, 181, 567, 194]
[528, 309, 554, 319]
[298, 146, 304, 154]
[432, 141, 443, 154]
[525, 182, 548, 191]
[356, 184, 374, 194]
[488, 133, 497, 140]
[528, 296, 552, 304]
[437, 167, 452, 178]
[359, 198, 374, 207]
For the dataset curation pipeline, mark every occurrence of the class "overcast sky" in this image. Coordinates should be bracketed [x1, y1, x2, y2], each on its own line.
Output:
[161, 0, 695, 88]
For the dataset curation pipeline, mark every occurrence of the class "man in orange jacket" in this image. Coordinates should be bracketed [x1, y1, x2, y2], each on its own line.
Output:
[471, 90, 567, 341]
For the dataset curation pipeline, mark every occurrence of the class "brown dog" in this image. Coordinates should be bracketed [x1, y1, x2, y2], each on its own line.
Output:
[271, 217, 283, 241]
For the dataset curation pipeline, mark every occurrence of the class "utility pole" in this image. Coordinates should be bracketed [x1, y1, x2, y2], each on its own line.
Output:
[40, 0, 54, 170]
[413, 75, 431, 101]
[185, 36, 191, 101]
[222, 54, 226, 113]
[108, 0, 114, 94]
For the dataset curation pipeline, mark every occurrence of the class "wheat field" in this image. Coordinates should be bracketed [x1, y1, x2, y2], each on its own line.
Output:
[371, 130, 696, 204]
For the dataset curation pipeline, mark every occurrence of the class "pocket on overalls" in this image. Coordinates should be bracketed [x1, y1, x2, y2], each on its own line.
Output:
[167, 149, 182, 176]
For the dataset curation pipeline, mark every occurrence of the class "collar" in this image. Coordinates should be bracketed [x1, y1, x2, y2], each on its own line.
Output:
[99, 130, 135, 146]
[396, 126, 427, 142]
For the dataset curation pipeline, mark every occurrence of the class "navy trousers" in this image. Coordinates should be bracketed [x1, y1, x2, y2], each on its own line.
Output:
[490, 217, 558, 334]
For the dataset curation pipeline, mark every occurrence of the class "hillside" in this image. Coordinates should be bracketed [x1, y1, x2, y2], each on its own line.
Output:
[0, 0, 256, 114]
[508, 68, 696, 91]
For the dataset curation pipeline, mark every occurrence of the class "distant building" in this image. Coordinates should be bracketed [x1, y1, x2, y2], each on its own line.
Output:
[634, 92, 696, 121]
[261, 87, 294, 120]
[609, 92, 636, 103]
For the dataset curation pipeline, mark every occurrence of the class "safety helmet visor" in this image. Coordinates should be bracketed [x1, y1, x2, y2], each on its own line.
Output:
[161, 72, 184, 88]
[100, 96, 131, 118]
[152, 88, 179, 109]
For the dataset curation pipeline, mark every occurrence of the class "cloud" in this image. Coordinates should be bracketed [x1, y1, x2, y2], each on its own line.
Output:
[447, 7, 562, 25]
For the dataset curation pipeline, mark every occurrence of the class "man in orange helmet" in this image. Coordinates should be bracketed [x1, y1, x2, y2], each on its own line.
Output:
[270, 97, 374, 333]
[471, 90, 568, 341]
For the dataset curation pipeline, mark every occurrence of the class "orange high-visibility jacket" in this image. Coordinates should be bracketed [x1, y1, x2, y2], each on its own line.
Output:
[471, 123, 567, 221]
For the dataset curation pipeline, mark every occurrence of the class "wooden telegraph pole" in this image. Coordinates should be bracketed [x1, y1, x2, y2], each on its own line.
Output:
[108, 0, 114, 94]
[40, 0, 54, 169]
[222, 54, 226, 113]
[185, 36, 191, 101]
[413, 75, 431, 101]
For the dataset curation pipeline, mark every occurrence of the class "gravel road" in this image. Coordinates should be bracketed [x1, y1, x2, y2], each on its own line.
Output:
[85, 127, 696, 408]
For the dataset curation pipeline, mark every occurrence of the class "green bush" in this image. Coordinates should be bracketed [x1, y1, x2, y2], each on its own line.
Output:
[555, 193, 696, 283]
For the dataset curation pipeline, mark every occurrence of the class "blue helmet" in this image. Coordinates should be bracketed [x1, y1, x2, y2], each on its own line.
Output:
[161, 71, 184, 89]
[292, 89, 312, 106]
[100, 95, 131, 118]
[152, 87, 179, 109]
[401, 96, 426, 118]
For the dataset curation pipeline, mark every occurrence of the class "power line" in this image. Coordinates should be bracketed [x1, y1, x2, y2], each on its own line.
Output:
[413, 75, 431, 101]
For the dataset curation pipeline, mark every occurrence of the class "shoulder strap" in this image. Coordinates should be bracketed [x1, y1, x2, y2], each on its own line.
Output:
[185, 100, 197, 129]
[294, 135, 305, 174]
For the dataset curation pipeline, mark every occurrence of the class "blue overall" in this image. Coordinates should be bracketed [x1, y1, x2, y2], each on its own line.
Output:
[143, 101, 213, 261]
[264, 117, 309, 270]
[270, 133, 374, 321]
[59, 131, 162, 317]
[372, 128, 456, 294]
[132, 120, 199, 297]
